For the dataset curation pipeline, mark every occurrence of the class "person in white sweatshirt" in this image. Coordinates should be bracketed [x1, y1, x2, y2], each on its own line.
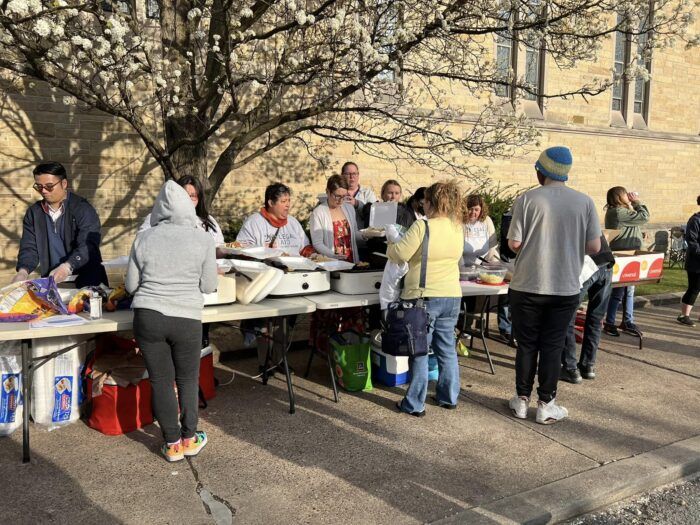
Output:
[309, 174, 364, 263]
[126, 180, 217, 463]
[236, 183, 313, 256]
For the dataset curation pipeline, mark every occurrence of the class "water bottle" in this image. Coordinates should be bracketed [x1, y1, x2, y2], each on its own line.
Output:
[89, 292, 102, 320]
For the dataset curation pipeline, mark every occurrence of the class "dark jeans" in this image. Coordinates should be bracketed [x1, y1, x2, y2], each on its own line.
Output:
[133, 308, 202, 443]
[562, 266, 613, 370]
[510, 289, 580, 403]
[682, 271, 700, 306]
[497, 295, 511, 334]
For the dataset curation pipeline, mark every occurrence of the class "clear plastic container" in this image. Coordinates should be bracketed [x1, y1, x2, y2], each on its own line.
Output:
[478, 265, 508, 285]
[459, 265, 480, 282]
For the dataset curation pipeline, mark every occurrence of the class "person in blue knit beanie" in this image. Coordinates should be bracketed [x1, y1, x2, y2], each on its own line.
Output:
[506, 146, 602, 424]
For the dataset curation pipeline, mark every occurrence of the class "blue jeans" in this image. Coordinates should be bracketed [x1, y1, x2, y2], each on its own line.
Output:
[606, 285, 635, 325]
[562, 266, 613, 369]
[401, 297, 460, 413]
[497, 295, 511, 334]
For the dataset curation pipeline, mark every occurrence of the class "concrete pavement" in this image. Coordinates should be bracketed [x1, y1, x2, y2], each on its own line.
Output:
[0, 302, 698, 524]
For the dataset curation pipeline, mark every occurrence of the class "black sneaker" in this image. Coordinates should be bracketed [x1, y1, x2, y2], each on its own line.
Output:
[603, 323, 620, 337]
[396, 401, 426, 417]
[579, 364, 596, 380]
[677, 315, 696, 327]
[619, 321, 643, 336]
[431, 395, 457, 409]
[559, 366, 583, 384]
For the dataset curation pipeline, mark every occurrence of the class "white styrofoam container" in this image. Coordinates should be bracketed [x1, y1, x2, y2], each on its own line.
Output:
[203, 273, 237, 306]
[330, 270, 384, 295]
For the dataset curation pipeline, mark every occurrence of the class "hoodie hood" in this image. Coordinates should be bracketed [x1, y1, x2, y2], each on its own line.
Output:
[150, 180, 198, 228]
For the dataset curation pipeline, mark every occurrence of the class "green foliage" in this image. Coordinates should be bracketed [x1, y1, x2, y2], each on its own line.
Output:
[467, 180, 530, 236]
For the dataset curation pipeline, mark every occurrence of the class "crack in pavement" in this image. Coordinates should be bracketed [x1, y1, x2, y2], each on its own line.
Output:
[597, 347, 700, 380]
[186, 457, 236, 524]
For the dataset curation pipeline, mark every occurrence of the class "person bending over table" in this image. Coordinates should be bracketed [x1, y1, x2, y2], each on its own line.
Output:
[139, 175, 224, 244]
[126, 180, 217, 463]
[388, 180, 465, 416]
[308, 174, 367, 356]
[13, 161, 108, 287]
[236, 183, 314, 376]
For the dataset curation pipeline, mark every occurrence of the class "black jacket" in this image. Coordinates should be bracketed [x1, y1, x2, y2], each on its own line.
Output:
[17, 193, 108, 287]
[686, 212, 700, 273]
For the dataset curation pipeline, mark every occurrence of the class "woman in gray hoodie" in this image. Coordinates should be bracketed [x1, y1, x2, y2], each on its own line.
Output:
[126, 180, 218, 462]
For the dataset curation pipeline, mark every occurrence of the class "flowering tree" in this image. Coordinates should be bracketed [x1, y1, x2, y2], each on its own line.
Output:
[0, 0, 695, 201]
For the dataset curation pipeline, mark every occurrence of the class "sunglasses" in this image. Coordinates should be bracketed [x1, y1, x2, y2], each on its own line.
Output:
[33, 181, 64, 192]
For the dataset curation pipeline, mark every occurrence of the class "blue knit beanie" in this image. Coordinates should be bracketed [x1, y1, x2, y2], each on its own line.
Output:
[535, 146, 573, 182]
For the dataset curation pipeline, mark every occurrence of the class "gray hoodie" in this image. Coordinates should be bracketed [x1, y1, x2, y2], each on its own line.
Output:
[126, 180, 218, 320]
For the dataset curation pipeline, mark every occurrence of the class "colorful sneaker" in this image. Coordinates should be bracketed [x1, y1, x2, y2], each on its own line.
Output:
[603, 323, 620, 337]
[677, 315, 696, 327]
[183, 431, 208, 457]
[509, 395, 529, 419]
[162, 440, 184, 462]
[536, 398, 569, 425]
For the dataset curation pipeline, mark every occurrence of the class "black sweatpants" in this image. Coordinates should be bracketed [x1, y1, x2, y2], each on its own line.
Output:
[509, 289, 580, 403]
[682, 271, 700, 306]
[133, 308, 202, 443]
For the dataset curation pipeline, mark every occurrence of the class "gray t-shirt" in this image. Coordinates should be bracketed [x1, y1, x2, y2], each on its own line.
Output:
[507, 185, 601, 296]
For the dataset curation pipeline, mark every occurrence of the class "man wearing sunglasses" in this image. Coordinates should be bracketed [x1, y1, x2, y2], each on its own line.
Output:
[12, 161, 108, 287]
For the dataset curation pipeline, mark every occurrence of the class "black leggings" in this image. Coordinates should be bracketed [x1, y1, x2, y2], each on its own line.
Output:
[133, 308, 202, 443]
[682, 271, 700, 306]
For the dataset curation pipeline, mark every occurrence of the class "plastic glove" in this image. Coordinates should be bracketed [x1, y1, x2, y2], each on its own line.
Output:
[49, 262, 72, 283]
[11, 268, 29, 284]
[385, 224, 403, 243]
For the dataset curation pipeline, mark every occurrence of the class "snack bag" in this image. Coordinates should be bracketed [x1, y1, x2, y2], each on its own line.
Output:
[0, 277, 68, 321]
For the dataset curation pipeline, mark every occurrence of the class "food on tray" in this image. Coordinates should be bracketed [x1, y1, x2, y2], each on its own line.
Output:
[479, 273, 505, 284]
[309, 253, 334, 263]
[224, 241, 244, 248]
[364, 227, 384, 234]
[355, 261, 370, 268]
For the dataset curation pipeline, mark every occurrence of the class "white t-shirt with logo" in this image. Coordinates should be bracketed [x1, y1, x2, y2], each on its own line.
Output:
[235, 212, 310, 255]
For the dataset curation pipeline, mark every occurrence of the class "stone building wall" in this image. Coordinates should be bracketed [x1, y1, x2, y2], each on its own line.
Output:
[1, 27, 699, 283]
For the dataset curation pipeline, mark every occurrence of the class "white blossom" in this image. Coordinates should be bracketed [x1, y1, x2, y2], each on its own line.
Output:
[62, 95, 77, 106]
[241, 7, 253, 18]
[187, 8, 202, 21]
[296, 11, 307, 25]
[34, 20, 52, 38]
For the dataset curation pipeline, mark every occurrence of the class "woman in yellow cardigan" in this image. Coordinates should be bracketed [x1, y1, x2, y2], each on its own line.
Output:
[387, 181, 465, 416]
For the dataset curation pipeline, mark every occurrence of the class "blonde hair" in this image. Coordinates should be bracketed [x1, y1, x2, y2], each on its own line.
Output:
[424, 180, 462, 222]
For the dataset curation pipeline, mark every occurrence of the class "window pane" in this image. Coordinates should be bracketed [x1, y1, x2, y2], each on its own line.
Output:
[523, 48, 539, 101]
[147, 0, 160, 19]
[612, 99, 621, 111]
[611, 30, 627, 113]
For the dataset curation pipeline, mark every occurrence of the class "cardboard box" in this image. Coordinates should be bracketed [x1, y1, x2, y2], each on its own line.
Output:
[612, 251, 664, 283]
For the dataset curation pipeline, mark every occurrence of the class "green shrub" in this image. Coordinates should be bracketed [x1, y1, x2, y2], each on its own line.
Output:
[467, 180, 530, 237]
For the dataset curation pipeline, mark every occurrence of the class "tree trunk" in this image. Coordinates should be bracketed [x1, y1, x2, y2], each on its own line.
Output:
[165, 118, 209, 193]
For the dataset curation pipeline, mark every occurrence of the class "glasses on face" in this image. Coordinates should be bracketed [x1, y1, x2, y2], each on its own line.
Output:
[33, 181, 63, 193]
[331, 192, 347, 201]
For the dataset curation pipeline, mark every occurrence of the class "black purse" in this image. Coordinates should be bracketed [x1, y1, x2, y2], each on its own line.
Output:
[381, 221, 430, 357]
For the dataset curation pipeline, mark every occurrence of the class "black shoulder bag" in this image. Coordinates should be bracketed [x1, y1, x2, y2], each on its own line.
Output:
[381, 221, 430, 357]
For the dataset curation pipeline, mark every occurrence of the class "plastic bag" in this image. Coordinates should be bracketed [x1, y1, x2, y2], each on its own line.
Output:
[0, 341, 23, 437]
[379, 224, 409, 310]
[0, 277, 68, 322]
[330, 331, 373, 392]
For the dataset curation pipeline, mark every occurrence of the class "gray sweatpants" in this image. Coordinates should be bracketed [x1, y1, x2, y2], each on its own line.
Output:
[133, 308, 202, 443]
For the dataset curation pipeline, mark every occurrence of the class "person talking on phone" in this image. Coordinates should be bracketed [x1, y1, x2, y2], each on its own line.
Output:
[603, 186, 650, 337]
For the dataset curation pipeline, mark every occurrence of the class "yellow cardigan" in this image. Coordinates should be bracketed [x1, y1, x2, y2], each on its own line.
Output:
[387, 217, 463, 299]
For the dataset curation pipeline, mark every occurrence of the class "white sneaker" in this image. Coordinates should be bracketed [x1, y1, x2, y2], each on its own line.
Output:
[536, 398, 569, 425]
[509, 395, 530, 419]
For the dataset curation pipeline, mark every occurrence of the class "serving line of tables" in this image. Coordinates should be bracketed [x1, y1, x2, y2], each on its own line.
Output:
[1, 282, 508, 463]
[1, 299, 314, 464]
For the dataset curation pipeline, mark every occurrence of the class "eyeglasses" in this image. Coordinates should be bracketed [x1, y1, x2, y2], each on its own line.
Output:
[33, 181, 63, 192]
[330, 192, 347, 201]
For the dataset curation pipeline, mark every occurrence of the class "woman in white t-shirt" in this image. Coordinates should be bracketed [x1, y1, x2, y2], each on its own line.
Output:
[138, 176, 224, 244]
[462, 194, 498, 267]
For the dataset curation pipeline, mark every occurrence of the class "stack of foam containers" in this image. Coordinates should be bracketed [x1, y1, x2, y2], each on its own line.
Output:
[0, 341, 23, 437]
[31, 335, 91, 430]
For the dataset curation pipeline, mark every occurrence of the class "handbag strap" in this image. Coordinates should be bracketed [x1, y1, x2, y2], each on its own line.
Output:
[418, 219, 429, 298]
